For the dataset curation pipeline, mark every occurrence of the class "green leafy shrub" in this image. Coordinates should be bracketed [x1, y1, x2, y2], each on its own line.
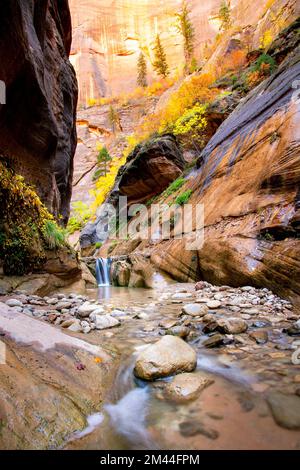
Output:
[42, 220, 66, 249]
[97, 146, 112, 177]
[95, 242, 102, 249]
[0, 159, 67, 275]
[92, 168, 102, 182]
[163, 177, 186, 197]
[253, 53, 276, 73]
[175, 189, 193, 205]
[246, 53, 276, 88]
[67, 201, 92, 235]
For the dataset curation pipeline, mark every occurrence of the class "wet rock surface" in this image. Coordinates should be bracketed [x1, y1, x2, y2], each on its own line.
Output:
[134, 335, 197, 381]
[267, 392, 300, 429]
[1, 279, 300, 449]
[164, 373, 214, 403]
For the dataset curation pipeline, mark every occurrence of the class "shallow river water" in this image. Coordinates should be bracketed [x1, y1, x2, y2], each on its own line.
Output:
[66, 284, 300, 450]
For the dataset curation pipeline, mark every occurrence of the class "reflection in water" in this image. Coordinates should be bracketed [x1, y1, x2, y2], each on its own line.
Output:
[95, 285, 156, 302]
[97, 286, 112, 300]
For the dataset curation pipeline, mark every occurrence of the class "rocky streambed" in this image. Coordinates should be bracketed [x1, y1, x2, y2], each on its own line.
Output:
[1, 281, 300, 449]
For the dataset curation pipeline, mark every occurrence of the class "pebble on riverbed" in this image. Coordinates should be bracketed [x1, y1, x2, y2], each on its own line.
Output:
[1, 278, 300, 442]
[1, 280, 296, 349]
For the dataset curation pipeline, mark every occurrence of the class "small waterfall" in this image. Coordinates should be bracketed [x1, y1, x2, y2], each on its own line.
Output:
[95, 258, 111, 287]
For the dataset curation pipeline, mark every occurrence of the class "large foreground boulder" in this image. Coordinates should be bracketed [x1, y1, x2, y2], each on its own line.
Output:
[134, 335, 197, 381]
[0, 303, 114, 449]
[110, 134, 185, 206]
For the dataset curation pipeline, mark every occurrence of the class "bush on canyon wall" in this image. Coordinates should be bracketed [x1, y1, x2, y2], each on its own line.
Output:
[124, 73, 218, 156]
[0, 160, 67, 275]
[87, 78, 175, 109]
[90, 154, 127, 212]
[67, 201, 92, 234]
[246, 53, 277, 87]
[173, 103, 208, 149]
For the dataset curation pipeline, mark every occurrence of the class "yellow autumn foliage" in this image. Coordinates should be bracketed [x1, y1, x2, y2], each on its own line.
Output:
[90, 154, 126, 212]
[122, 72, 218, 153]
[0, 160, 67, 275]
[260, 30, 273, 49]
[87, 79, 175, 109]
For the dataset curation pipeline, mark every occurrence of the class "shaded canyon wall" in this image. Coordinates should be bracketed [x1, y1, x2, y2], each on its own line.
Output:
[0, 0, 78, 222]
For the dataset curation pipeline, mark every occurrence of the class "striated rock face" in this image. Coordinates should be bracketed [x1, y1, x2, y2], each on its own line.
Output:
[0, 0, 78, 222]
[70, 0, 299, 105]
[151, 31, 300, 303]
[107, 22, 300, 303]
[69, 0, 220, 103]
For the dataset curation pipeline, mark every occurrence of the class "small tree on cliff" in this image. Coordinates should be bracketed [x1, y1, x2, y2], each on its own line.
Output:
[219, 1, 232, 31]
[108, 105, 123, 134]
[97, 146, 112, 177]
[137, 52, 148, 88]
[153, 35, 169, 79]
[175, 1, 195, 72]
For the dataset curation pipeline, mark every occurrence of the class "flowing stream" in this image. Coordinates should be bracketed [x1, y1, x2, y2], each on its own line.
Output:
[66, 284, 300, 451]
[95, 258, 111, 286]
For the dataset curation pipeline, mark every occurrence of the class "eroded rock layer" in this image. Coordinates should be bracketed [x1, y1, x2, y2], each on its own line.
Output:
[151, 38, 300, 303]
[70, 0, 299, 104]
[105, 23, 300, 304]
[0, 0, 78, 222]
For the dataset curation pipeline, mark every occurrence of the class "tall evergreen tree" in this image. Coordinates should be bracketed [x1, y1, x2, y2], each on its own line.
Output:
[97, 146, 112, 177]
[219, 1, 232, 31]
[137, 52, 148, 88]
[175, 1, 195, 71]
[153, 34, 169, 79]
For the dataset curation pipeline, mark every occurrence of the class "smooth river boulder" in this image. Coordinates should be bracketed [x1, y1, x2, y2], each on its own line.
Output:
[165, 372, 214, 403]
[134, 335, 197, 381]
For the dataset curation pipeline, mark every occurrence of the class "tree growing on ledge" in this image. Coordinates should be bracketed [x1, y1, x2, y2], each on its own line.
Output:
[175, 1, 195, 72]
[137, 51, 148, 88]
[97, 146, 112, 177]
[108, 105, 123, 133]
[219, 1, 232, 31]
[153, 34, 169, 78]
